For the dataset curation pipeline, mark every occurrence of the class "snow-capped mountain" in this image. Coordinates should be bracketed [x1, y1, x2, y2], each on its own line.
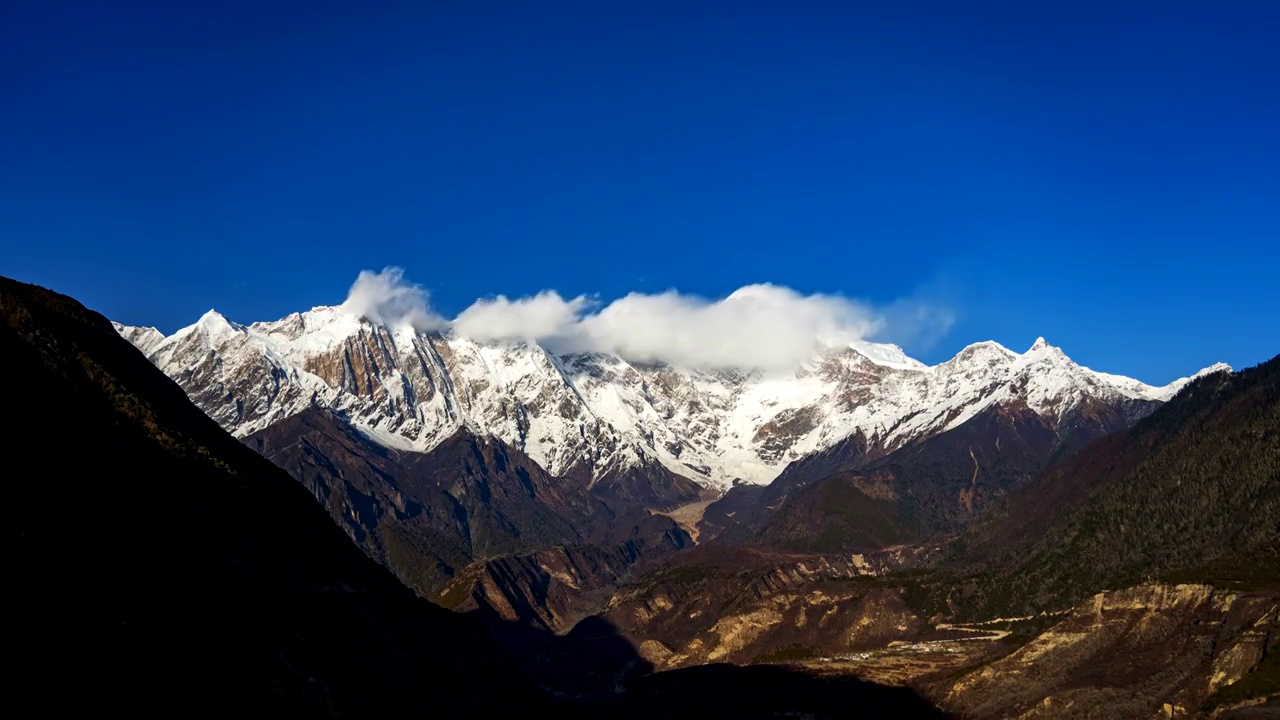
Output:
[114, 306, 1228, 492]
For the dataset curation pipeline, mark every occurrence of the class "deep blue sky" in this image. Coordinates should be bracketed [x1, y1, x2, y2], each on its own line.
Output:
[2, 1, 1277, 383]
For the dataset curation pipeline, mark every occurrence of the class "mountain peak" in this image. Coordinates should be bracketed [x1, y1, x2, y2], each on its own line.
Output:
[194, 309, 244, 341]
[846, 339, 927, 370]
[1023, 336, 1073, 363]
[1195, 362, 1233, 377]
[955, 340, 1017, 358]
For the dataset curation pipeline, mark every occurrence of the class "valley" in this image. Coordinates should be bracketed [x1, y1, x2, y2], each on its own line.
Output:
[654, 495, 719, 542]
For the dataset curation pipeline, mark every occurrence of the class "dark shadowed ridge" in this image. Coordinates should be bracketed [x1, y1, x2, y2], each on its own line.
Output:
[3, 277, 541, 716]
[244, 406, 657, 596]
[243, 406, 696, 645]
[943, 353, 1280, 617]
[704, 392, 1143, 552]
[4, 276, 950, 719]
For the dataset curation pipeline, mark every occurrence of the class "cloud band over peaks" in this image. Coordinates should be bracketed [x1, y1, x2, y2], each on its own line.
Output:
[340, 268, 952, 370]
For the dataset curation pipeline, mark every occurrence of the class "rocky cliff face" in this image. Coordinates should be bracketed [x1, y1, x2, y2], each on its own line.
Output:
[440, 511, 694, 635]
[115, 307, 1220, 494]
[600, 545, 936, 670]
[601, 554, 1278, 718]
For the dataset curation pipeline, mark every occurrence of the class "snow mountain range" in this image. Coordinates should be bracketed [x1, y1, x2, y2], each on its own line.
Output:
[115, 305, 1228, 492]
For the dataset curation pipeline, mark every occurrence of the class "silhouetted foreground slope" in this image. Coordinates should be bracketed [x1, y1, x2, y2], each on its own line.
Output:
[4, 277, 949, 719]
[3, 277, 538, 716]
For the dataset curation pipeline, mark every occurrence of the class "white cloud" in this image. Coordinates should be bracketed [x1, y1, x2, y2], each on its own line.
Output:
[449, 282, 954, 370]
[339, 268, 445, 331]
[338, 268, 954, 370]
[452, 291, 593, 342]
[557, 284, 885, 370]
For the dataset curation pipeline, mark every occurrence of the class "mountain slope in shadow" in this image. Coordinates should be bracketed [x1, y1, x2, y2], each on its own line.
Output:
[705, 389, 1158, 552]
[943, 354, 1280, 617]
[244, 407, 693, 597]
[4, 280, 542, 716]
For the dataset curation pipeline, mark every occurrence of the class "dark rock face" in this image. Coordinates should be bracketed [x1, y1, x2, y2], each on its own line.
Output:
[242, 406, 696, 634]
[695, 482, 766, 542]
[752, 406, 822, 464]
[244, 408, 615, 595]
[745, 404, 1061, 551]
[582, 455, 704, 511]
[698, 431, 876, 545]
[441, 535, 686, 633]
